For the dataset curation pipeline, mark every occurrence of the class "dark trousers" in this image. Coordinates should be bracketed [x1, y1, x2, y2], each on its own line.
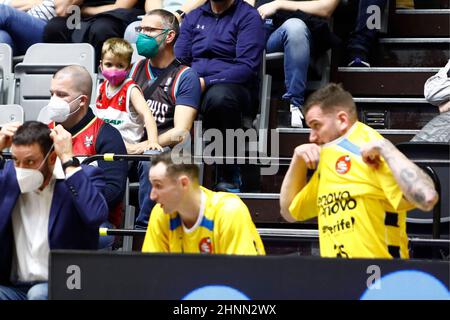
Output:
[200, 83, 255, 132]
[347, 0, 388, 55]
[43, 14, 133, 63]
[200, 83, 257, 187]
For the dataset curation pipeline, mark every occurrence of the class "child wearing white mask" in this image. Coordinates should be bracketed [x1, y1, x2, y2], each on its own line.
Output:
[95, 38, 163, 154]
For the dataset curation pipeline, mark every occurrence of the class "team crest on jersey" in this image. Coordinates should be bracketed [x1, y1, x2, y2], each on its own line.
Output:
[199, 237, 213, 253]
[84, 135, 94, 147]
[118, 95, 124, 106]
[335, 155, 351, 174]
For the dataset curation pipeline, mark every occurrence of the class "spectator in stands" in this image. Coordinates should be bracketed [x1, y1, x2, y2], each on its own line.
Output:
[130, 9, 200, 229]
[37, 65, 128, 249]
[43, 0, 145, 63]
[347, 0, 387, 67]
[175, 0, 265, 192]
[255, 0, 340, 127]
[0, 121, 108, 300]
[124, 0, 206, 43]
[0, 0, 56, 56]
[94, 38, 163, 154]
[279, 83, 438, 259]
[142, 152, 265, 255]
[411, 59, 450, 143]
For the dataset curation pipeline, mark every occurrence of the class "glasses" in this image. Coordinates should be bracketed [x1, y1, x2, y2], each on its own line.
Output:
[135, 26, 168, 34]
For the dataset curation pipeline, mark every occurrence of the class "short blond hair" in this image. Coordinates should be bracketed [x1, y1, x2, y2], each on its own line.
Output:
[101, 38, 133, 66]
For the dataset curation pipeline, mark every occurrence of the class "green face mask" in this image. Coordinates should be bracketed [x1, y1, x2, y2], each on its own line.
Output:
[136, 30, 169, 58]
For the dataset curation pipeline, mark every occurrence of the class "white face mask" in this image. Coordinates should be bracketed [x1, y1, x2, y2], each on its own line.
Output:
[37, 95, 83, 124]
[15, 167, 45, 194]
[15, 146, 53, 193]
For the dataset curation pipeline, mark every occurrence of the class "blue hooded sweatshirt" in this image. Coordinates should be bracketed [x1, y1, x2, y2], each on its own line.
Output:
[175, 0, 265, 88]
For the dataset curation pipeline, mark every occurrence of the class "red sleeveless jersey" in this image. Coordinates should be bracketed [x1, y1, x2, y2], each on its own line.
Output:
[49, 117, 104, 156]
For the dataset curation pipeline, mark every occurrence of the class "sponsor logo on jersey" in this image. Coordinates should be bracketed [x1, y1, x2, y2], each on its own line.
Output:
[84, 135, 94, 147]
[199, 237, 213, 253]
[335, 155, 351, 174]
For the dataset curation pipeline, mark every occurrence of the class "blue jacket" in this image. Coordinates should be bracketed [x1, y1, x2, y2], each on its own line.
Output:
[175, 0, 265, 88]
[0, 162, 108, 285]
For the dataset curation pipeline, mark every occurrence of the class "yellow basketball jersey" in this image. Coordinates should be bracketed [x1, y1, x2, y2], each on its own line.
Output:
[289, 122, 415, 258]
[142, 187, 265, 255]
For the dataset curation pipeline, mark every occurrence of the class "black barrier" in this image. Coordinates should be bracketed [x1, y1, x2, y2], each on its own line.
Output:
[49, 250, 450, 300]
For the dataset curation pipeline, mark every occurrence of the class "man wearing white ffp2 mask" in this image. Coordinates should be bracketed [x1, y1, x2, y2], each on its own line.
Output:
[0, 121, 108, 300]
[14, 143, 54, 193]
[39, 65, 128, 251]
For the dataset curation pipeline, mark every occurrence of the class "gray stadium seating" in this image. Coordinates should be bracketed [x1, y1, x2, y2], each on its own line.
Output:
[0, 44, 13, 105]
[0, 104, 24, 127]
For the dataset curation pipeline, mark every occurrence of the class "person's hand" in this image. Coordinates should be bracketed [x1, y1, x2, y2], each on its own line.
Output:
[258, 1, 280, 19]
[54, 0, 83, 17]
[145, 141, 164, 152]
[49, 124, 74, 163]
[360, 139, 386, 169]
[293, 143, 321, 170]
[199, 78, 206, 93]
[0, 122, 21, 150]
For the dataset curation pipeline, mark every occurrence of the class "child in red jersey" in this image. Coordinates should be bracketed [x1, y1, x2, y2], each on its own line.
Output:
[95, 37, 163, 154]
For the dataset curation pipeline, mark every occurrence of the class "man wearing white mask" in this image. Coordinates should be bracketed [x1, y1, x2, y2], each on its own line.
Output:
[0, 121, 108, 300]
[37, 65, 128, 249]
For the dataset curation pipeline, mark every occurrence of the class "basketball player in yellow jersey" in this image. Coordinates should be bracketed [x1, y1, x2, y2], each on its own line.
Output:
[280, 83, 438, 259]
[142, 153, 265, 255]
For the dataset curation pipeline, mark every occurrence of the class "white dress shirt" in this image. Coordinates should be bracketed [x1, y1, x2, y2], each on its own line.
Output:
[10, 160, 81, 283]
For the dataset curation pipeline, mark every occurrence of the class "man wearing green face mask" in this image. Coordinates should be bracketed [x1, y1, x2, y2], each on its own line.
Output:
[135, 26, 170, 58]
[129, 9, 202, 229]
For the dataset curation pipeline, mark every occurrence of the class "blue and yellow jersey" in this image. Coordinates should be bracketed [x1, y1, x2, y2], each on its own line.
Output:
[289, 122, 415, 259]
[142, 187, 265, 255]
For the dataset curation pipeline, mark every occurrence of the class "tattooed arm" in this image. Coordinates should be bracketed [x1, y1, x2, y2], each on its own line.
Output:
[360, 139, 439, 211]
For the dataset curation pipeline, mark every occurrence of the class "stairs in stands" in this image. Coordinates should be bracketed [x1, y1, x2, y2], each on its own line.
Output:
[208, 0, 450, 227]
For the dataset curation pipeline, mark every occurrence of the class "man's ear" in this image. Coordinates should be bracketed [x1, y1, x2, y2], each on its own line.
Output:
[179, 175, 190, 189]
[80, 94, 90, 107]
[166, 30, 177, 45]
[336, 110, 350, 132]
[49, 150, 57, 165]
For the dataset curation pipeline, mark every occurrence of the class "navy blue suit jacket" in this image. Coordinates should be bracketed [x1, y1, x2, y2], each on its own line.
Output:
[0, 161, 108, 285]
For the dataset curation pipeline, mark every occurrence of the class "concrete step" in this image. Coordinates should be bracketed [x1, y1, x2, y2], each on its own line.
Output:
[276, 98, 437, 130]
[334, 67, 439, 96]
[276, 128, 420, 157]
[390, 9, 450, 37]
[372, 38, 450, 67]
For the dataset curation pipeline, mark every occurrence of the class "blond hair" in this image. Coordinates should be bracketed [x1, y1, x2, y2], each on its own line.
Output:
[101, 38, 133, 66]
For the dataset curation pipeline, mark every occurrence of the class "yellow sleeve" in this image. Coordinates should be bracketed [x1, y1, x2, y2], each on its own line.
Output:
[216, 197, 266, 255]
[288, 171, 320, 221]
[142, 205, 170, 253]
[375, 160, 416, 212]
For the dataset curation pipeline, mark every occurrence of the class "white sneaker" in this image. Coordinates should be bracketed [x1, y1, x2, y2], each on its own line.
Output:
[290, 105, 304, 128]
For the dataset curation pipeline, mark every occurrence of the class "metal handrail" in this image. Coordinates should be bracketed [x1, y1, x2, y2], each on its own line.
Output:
[100, 227, 450, 248]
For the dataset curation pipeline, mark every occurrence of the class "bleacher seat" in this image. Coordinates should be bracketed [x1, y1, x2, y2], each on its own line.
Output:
[12, 43, 97, 121]
[0, 104, 24, 127]
[0, 44, 13, 105]
[131, 43, 145, 65]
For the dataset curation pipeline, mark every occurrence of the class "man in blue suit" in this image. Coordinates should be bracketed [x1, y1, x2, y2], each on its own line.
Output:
[0, 121, 108, 300]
